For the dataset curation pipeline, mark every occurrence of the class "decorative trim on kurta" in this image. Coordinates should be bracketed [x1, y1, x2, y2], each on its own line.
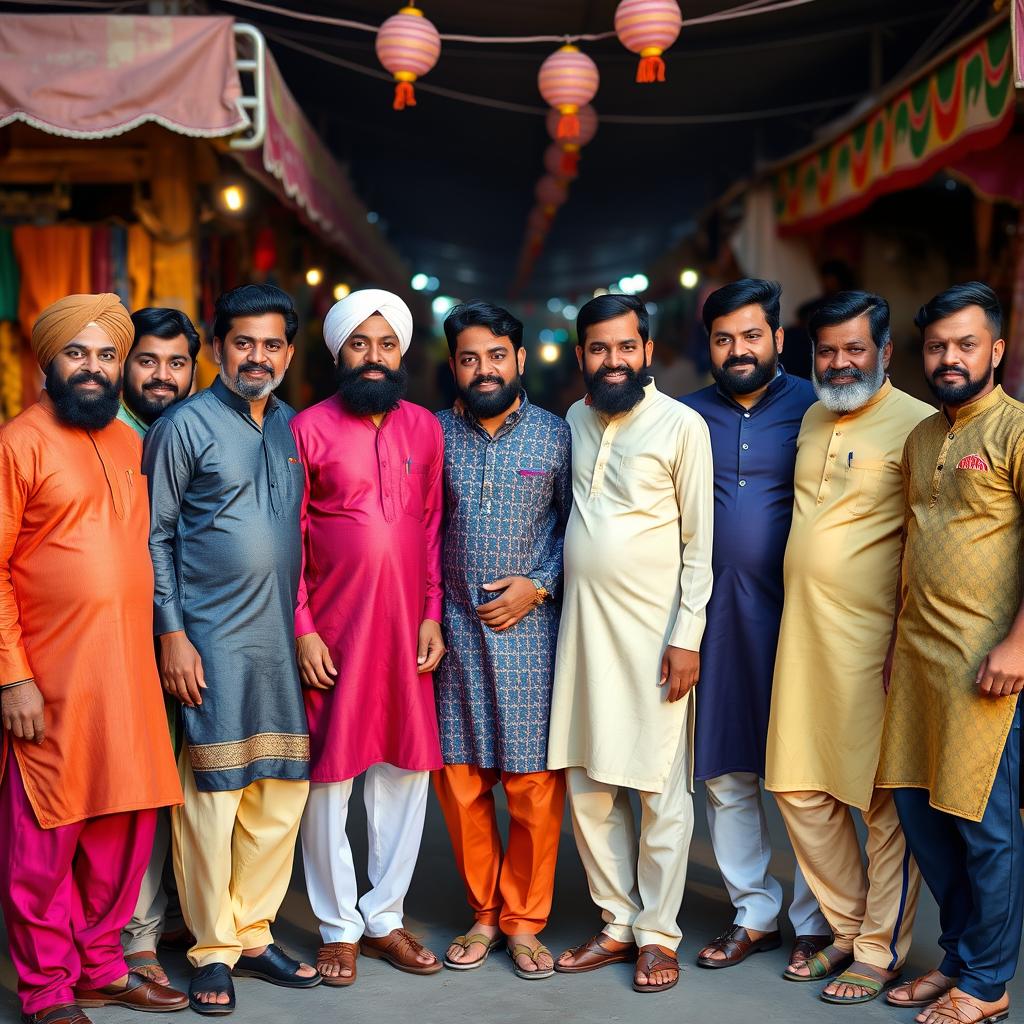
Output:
[189, 733, 310, 773]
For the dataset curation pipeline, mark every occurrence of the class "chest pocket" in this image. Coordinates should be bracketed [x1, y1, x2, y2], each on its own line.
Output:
[511, 467, 552, 505]
[403, 461, 431, 518]
[844, 459, 887, 517]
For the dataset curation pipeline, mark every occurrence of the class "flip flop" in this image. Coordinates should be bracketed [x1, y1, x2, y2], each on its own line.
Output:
[506, 943, 555, 981]
[783, 947, 853, 982]
[820, 967, 900, 1004]
[189, 963, 235, 1016]
[444, 933, 502, 971]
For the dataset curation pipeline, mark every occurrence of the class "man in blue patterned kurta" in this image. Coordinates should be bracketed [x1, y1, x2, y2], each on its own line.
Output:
[434, 302, 571, 981]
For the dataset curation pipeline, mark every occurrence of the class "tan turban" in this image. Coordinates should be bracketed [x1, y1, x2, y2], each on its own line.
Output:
[30, 293, 134, 370]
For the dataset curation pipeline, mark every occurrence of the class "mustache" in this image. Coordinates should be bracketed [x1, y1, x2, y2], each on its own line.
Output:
[351, 361, 405, 383]
[723, 355, 758, 370]
[238, 361, 272, 374]
[470, 375, 504, 389]
[822, 366, 868, 384]
[933, 366, 969, 381]
[69, 370, 110, 386]
[594, 364, 638, 383]
[143, 380, 179, 393]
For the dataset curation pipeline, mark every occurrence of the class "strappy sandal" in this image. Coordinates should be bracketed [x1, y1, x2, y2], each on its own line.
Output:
[506, 942, 555, 981]
[444, 932, 502, 971]
[820, 965, 900, 1004]
[124, 950, 168, 984]
[632, 945, 679, 994]
[783, 945, 853, 982]
[316, 941, 359, 987]
[887, 970, 961, 1008]
[923, 991, 1010, 1024]
[189, 963, 235, 1016]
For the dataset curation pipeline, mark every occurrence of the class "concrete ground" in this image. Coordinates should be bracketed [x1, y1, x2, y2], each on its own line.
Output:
[1, 780, 1020, 1024]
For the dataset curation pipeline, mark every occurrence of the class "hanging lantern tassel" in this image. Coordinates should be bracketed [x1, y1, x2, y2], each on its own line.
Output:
[556, 105, 580, 140]
[539, 44, 599, 140]
[376, 6, 441, 112]
[393, 71, 418, 110]
[561, 144, 580, 176]
[636, 46, 666, 83]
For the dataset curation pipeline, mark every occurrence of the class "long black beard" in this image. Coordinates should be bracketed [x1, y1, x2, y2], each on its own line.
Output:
[46, 365, 122, 430]
[584, 363, 651, 415]
[927, 362, 992, 406]
[711, 352, 778, 396]
[336, 360, 408, 416]
[457, 373, 522, 420]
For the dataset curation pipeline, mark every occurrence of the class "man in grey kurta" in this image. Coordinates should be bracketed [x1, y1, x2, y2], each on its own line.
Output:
[143, 284, 318, 1011]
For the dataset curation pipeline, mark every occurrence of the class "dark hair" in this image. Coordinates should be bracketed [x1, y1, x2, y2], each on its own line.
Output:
[213, 284, 298, 344]
[914, 282, 1003, 339]
[129, 307, 201, 361]
[443, 301, 524, 357]
[701, 278, 782, 335]
[808, 290, 890, 348]
[576, 294, 649, 346]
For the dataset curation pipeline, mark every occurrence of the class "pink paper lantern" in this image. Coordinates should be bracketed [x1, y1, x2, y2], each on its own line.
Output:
[544, 143, 577, 180]
[538, 45, 599, 139]
[376, 6, 442, 110]
[535, 174, 569, 211]
[545, 104, 597, 175]
[614, 0, 683, 82]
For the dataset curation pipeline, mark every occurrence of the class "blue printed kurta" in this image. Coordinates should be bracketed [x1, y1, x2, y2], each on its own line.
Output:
[436, 395, 572, 774]
[681, 370, 815, 780]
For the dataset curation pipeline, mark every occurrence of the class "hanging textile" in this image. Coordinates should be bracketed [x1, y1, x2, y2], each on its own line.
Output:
[12, 225, 92, 344]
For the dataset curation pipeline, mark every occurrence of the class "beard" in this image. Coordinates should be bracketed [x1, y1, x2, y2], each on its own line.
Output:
[812, 355, 886, 414]
[123, 377, 189, 425]
[220, 360, 284, 401]
[711, 352, 778, 396]
[584, 363, 652, 416]
[927, 362, 991, 406]
[336, 360, 408, 416]
[46, 365, 122, 430]
[457, 372, 522, 420]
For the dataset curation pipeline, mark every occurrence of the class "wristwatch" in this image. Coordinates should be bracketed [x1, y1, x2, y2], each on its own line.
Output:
[529, 578, 549, 605]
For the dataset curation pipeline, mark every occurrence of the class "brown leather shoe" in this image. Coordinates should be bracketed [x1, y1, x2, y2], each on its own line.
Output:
[554, 933, 639, 974]
[360, 929, 442, 975]
[789, 933, 834, 969]
[21, 1006, 92, 1024]
[696, 924, 781, 969]
[74, 970, 189, 1011]
[317, 942, 359, 987]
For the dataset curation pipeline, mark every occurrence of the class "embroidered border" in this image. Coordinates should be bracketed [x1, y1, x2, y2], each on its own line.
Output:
[190, 733, 309, 772]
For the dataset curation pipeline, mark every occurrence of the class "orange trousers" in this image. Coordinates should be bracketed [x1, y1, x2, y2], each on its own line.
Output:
[433, 765, 565, 935]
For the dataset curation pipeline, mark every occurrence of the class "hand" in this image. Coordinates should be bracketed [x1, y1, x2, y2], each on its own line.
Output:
[297, 632, 338, 690]
[659, 646, 699, 703]
[475, 576, 540, 632]
[158, 630, 207, 708]
[976, 636, 1024, 698]
[417, 618, 446, 673]
[1, 680, 45, 743]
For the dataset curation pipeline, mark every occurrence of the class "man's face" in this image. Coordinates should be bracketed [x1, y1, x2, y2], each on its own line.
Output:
[335, 313, 408, 416]
[123, 334, 194, 424]
[214, 313, 293, 400]
[450, 325, 526, 420]
[812, 314, 890, 415]
[576, 311, 654, 415]
[708, 303, 782, 396]
[45, 323, 122, 429]
[922, 305, 1003, 407]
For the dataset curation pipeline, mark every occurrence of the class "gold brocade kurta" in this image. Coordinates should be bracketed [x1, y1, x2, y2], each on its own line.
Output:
[546, 382, 714, 793]
[766, 380, 933, 810]
[877, 387, 1024, 821]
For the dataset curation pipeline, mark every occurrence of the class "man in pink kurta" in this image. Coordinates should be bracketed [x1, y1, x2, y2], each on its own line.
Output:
[291, 289, 446, 986]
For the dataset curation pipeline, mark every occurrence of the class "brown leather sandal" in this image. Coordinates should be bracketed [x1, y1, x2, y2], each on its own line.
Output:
[316, 942, 359, 987]
[632, 945, 679, 993]
[554, 933, 639, 974]
[696, 925, 781, 969]
[789, 933, 833, 967]
[886, 970, 960, 1008]
[922, 991, 1010, 1024]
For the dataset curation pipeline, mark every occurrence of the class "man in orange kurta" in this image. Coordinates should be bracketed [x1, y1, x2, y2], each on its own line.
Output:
[0, 295, 185, 1024]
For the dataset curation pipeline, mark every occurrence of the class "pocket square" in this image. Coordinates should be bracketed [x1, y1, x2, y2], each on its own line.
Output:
[956, 454, 989, 472]
[518, 468, 547, 477]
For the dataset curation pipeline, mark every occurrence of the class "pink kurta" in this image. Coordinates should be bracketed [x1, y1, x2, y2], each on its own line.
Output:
[291, 395, 444, 782]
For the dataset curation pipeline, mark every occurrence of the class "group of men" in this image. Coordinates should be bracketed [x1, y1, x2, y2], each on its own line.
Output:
[0, 274, 1020, 1024]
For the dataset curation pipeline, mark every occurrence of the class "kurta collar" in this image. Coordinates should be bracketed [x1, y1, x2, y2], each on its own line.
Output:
[586, 377, 658, 423]
[945, 385, 1003, 428]
[714, 367, 788, 415]
[832, 376, 893, 422]
[118, 401, 150, 436]
[211, 375, 279, 425]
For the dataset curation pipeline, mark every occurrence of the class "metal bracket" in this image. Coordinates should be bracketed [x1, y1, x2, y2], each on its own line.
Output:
[230, 23, 266, 151]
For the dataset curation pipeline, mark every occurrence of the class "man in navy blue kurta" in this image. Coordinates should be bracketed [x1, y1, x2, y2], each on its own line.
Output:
[680, 280, 829, 971]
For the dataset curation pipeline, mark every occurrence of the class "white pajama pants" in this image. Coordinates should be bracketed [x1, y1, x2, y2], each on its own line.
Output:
[301, 763, 430, 944]
[705, 771, 828, 936]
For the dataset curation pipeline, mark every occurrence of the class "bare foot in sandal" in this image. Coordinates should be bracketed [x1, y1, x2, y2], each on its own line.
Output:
[633, 944, 679, 992]
[445, 924, 499, 968]
[124, 951, 169, 987]
[822, 961, 899, 1002]
[785, 943, 851, 979]
[918, 988, 1010, 1024]
[887, 969, 959, 1010]
[508, 932, 554, 975]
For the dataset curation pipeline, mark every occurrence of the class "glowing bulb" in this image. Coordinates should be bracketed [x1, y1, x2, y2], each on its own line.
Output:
[562, 304, 578, 321]
[547, 298, 564, 313]
[592, 287, 608, 298]
[680, 268, 699, 289]
[221, 185, 245, 212]
[411, 273, 429, 291]
[306, 268, 323, 287]
[539, 343, 560, 363]
[632, 273, 649, 293]
[432, 296, 456, 316]
[333, 283, 351, 301]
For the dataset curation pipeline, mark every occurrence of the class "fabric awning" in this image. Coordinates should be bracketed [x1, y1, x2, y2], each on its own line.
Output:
[0, 14, 248, 140]
[773, 17, 1015, 235]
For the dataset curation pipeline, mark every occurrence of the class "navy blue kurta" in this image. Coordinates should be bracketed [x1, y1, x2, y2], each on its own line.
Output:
[681, 370, 815, 780]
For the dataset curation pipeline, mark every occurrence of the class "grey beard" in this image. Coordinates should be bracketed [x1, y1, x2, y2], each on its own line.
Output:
[219, 364, 283, 401]
[812, 357, 886, 414]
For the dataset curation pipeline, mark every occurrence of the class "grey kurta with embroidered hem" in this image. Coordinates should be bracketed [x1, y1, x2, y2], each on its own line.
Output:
[143, 376, 309, 792]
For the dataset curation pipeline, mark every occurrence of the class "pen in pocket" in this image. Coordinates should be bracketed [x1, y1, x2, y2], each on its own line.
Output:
[847, 452, 854, 469]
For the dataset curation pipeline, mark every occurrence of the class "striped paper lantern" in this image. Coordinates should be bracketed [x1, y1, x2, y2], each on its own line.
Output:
[538, 44, 599, 139]
[546, 103, 597, 175]
[614, 0, 682, 83]
[535, 174, 569, 212]
[375, 6, 442, 110]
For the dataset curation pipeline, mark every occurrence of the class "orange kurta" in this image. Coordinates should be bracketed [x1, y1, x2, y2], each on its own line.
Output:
[0, 393, 181, 828]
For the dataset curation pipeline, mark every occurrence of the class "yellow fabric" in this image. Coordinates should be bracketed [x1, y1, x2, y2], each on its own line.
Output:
[776, 787, 919, 970]
[30, 293, 134, 370]
[547, 381, 714, 792]
[0, 322, 21, 422]
[12, 226, 91, 347]
[877, 386, 1024, 821]
[171, 752, 309, 968]
[766, 380, 933, 810]
[127, 223, 153, 313]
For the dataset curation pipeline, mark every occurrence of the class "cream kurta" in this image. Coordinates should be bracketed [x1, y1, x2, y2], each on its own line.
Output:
[766, 380, 932, 810]
[547, 381, 714, 793]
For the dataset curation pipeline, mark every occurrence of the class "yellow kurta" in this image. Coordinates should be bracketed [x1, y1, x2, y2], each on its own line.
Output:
[546, 381, 714, 793]
[877, 386, 1024, 821]
[766, 380, 932, 810]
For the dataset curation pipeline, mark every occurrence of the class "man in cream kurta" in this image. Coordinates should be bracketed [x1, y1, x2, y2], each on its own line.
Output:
[547, 294, 713, 994]
[765, 291, 931, 1004]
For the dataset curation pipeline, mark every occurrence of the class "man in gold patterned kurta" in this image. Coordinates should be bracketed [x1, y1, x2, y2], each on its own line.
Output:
[765, 292, 931, 1005]
[878, 284, 1024, 1024]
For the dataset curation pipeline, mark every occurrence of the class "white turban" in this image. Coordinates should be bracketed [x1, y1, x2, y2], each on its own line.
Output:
[322, 289, 413, 361]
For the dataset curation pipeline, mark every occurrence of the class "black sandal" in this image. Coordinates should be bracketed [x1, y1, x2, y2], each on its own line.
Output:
[189, 963, 235, 1016]
[233, 944, 321, 989]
